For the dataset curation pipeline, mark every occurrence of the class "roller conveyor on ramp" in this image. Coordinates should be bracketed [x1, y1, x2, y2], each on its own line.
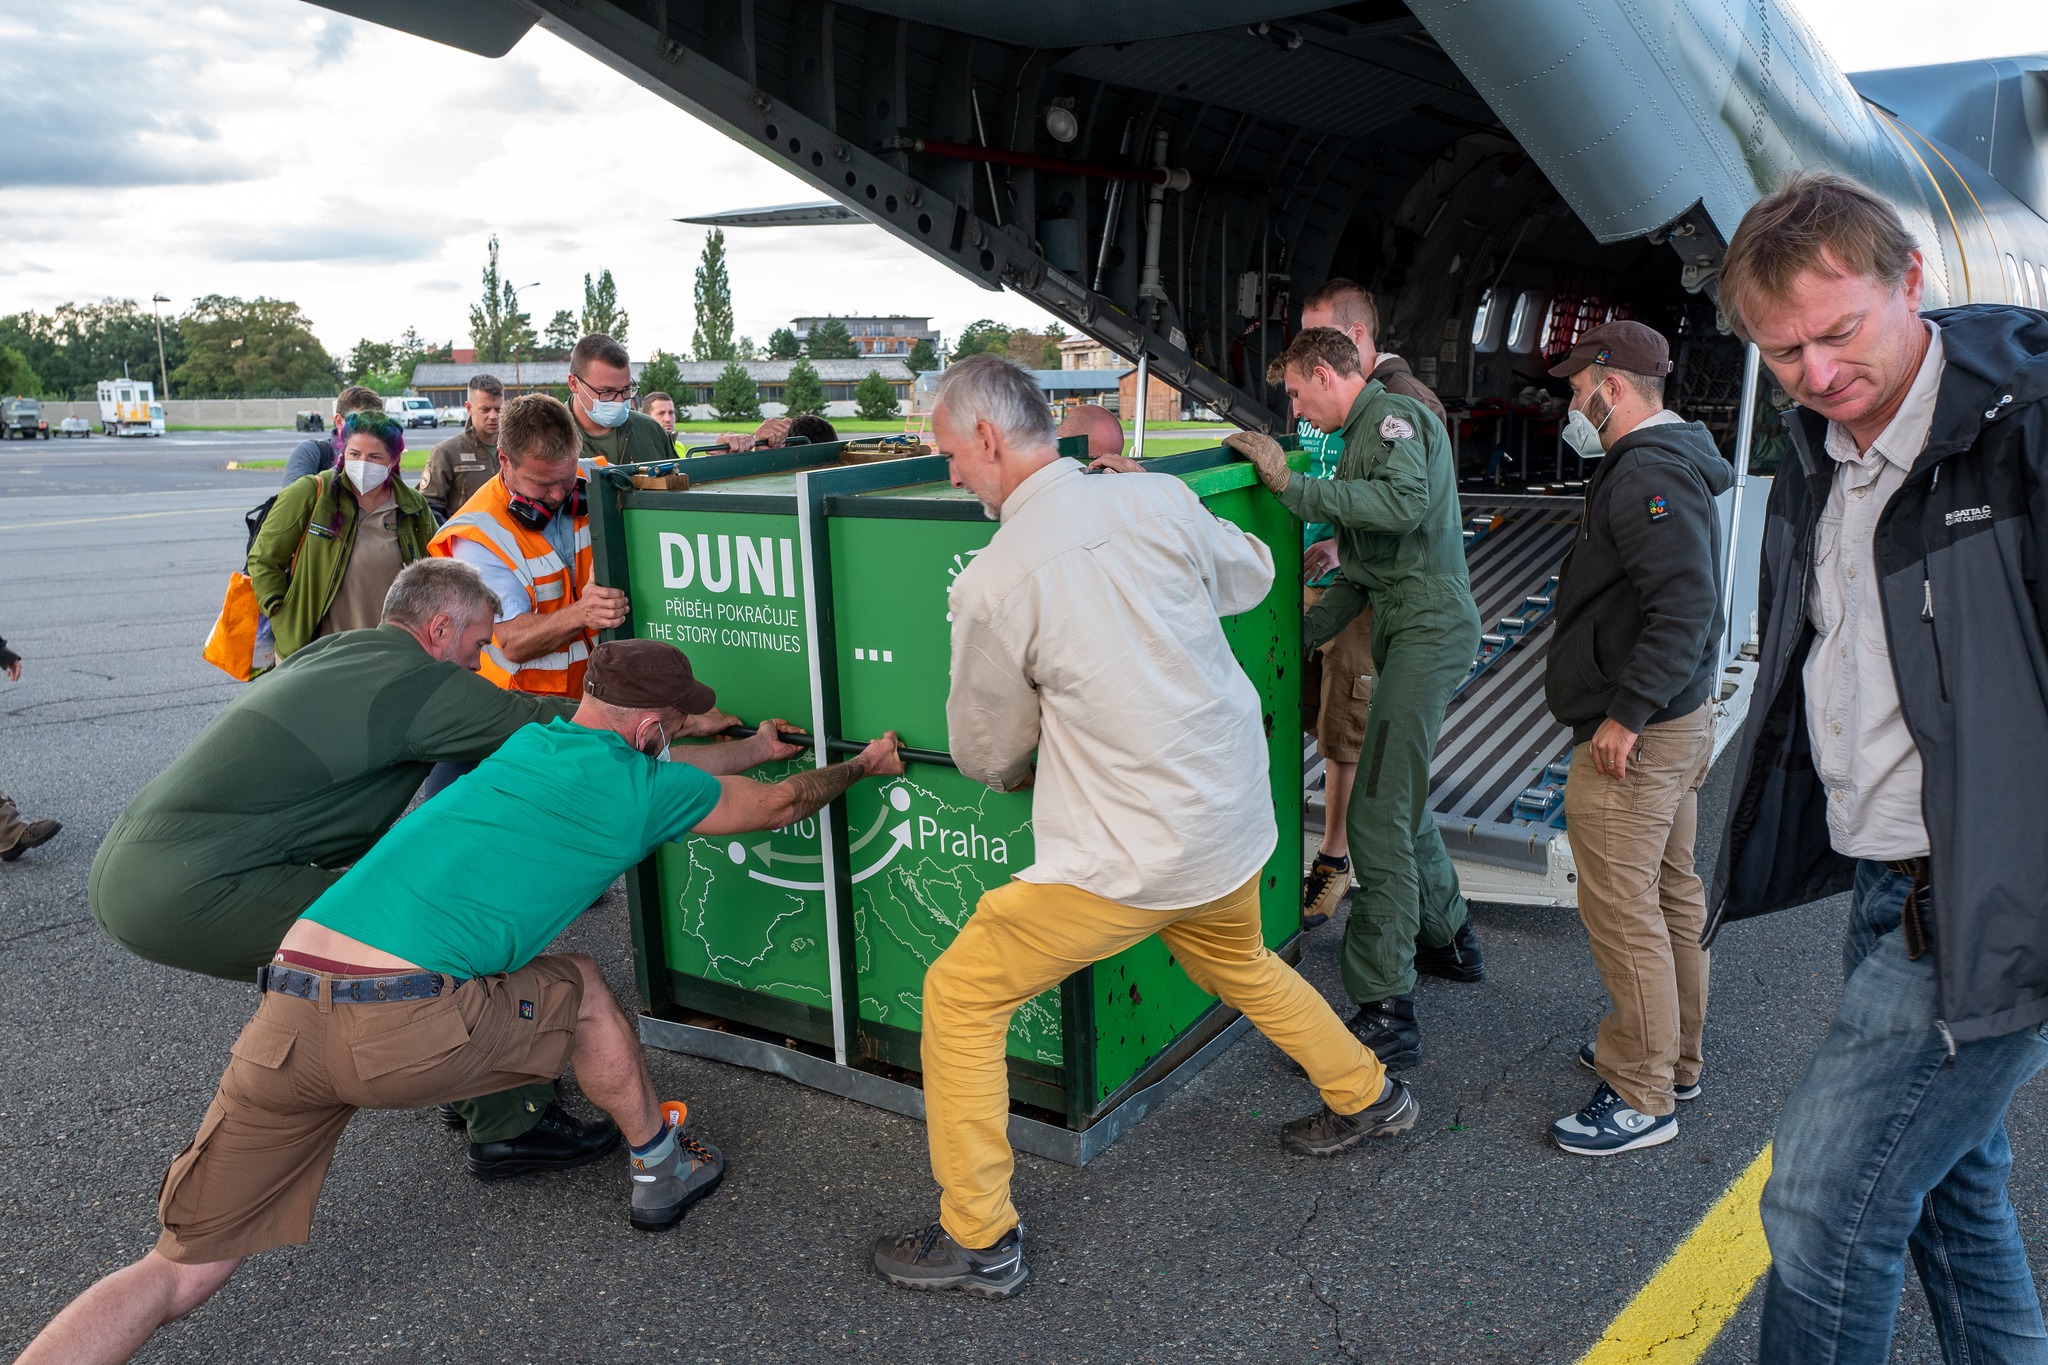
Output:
[1305, 492, 1758, 908]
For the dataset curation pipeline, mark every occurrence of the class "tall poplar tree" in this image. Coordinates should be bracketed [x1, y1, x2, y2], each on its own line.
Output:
[693, 229, 736, 362]
[580, 269, 630, 346]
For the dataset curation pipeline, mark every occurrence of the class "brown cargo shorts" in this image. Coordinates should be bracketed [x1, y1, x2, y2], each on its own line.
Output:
[154, 956, 584, 1264]
[1304, 587, 1376, 764]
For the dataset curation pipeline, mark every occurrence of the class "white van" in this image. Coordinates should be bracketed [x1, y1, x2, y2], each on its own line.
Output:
[383, 396, 438, 429]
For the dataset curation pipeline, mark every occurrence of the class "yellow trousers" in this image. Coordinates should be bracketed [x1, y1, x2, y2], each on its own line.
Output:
[921, 871, 1386, 1248]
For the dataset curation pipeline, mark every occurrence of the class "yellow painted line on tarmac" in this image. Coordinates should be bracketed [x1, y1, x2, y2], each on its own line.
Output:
[1575, 1144, 1774, 1365]
[0, 505, 245, 532]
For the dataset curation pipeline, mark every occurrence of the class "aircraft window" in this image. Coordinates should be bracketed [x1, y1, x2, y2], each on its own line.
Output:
[1507, 291, 1545, 352]
[1471, 288, 1505, 353]
[2005, 253, 2022, 304]
[2028, 261, 2041, 308]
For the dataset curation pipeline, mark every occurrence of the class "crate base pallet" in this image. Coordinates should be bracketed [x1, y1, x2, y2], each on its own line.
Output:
[637, 937, 1297, 1167]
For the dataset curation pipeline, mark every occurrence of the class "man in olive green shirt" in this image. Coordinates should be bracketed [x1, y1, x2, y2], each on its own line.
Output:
[1227, 328, 1483, 1071]
[89, 561, 639, 1176]
[567, 333, 673, 466]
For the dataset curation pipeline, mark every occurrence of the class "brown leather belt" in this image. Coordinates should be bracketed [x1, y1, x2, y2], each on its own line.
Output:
[1884, 857, 1931, 960]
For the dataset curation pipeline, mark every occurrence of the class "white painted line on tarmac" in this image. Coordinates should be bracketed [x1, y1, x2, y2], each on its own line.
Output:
[0, 505, 246, 532]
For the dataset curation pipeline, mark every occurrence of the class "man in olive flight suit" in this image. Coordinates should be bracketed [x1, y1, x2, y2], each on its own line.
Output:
[1226, 326, 1483, 1070]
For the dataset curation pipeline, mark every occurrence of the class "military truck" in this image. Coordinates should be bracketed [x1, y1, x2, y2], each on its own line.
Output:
[1, 396, 47, 439]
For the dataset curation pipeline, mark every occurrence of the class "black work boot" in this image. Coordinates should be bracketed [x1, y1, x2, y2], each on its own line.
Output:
[1350, 994, 1421, 1071]
[1413, 919, 1486, 984]
[1281, 1078, 1422, 1156]
[467, 1102, 621, 1180]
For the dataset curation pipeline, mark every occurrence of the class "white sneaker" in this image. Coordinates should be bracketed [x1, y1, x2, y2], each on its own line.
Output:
[1550, 1082, 1677, 1156]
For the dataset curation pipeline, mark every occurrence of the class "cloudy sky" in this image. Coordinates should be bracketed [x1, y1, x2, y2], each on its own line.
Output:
[3, 0, 2047, 363]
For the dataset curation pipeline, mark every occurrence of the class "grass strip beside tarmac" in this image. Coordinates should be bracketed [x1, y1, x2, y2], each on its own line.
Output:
[1576, 1144, 1775, 1364]
[228, 453, 430, 472]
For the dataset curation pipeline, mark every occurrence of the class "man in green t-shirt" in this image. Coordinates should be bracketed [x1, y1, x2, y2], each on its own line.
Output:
[89, 559, 729, 1177]
[20, 640, 906, 1365]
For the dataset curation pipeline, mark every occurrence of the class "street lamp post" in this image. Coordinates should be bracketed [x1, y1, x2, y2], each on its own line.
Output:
[150, 294, 172, 399]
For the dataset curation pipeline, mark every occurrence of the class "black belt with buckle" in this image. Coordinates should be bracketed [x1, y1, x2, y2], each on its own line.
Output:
[258, 964, 454, 1002]
[1884, 857, 1932, 961]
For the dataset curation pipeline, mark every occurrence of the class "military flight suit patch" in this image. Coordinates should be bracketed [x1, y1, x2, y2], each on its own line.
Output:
[518, 1000, 535, 1020]
[1378, 415, 1415, 441]
[1645, 494, 1670, 522]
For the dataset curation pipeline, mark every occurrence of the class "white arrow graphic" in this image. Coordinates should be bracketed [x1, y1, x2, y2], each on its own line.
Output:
[743, 818, 913, 891]
[851, 821, 914, 884]
[750, 802, 892, 866]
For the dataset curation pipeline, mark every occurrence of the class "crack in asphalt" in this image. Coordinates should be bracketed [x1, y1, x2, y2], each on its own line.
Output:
[1, 918, 95, 947]
[1285, 1190, 1364, 1362]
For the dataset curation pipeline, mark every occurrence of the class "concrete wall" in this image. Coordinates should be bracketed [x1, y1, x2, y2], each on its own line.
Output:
[29, 397, 323, 429]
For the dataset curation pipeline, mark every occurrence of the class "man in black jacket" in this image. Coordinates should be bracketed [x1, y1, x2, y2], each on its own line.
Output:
[1542, 321, 1730, 1157]
[1711, 170, 2048, 1363]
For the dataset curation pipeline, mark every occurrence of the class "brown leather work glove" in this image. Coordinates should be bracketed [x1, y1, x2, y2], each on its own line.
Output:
[1223, 429, 1291, 494]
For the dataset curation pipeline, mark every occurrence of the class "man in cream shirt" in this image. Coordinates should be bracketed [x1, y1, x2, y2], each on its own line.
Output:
[868, 355, 1418, 1301]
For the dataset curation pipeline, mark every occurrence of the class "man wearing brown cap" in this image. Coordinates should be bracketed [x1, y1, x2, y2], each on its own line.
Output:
[18, 639, 905, 1365]
[1540, 320, 1732, 1155]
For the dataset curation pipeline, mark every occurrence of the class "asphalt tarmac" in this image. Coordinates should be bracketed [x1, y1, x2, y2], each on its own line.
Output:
[2, 435, 2039, 1361]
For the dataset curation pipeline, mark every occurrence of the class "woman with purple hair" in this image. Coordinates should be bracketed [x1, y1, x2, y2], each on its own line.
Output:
[247, 409, 437, 660]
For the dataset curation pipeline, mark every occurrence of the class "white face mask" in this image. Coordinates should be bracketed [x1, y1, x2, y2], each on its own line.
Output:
[345, 457, 390, 493]
[1562, 387, 1615, 459]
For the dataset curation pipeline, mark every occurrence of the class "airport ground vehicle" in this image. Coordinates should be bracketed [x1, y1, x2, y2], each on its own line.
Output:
[57, 417, 90, 437]
[437, 405, 466, 426]
[97, 380, 164, 437]
[1, 396, 47, 439]
[294, 408, 325, 432]
[383, 395, 438, 429]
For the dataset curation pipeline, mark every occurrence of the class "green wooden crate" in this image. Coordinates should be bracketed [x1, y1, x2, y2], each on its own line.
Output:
[592, 442, 1304, 1153]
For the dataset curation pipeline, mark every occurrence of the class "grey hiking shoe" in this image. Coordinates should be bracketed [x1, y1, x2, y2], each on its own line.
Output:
[871, 1222, 1029, 1299]
[628, 1126, 724, 1231]
[1280, 1078, 1422, 1156]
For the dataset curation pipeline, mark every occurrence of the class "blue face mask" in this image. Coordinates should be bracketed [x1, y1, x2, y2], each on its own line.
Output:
[585, 394, 632, 428]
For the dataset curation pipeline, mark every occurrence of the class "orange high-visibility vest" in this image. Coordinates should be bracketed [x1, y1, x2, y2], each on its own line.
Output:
[428, 475, 593, 696]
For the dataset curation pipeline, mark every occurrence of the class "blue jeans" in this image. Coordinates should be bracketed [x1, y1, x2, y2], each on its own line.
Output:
[1759, 860, 2048, 1364]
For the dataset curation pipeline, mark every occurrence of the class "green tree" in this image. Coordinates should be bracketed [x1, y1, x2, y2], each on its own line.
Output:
[0, 299, 186, 398]
[396, 327, 451, 366]
[0, 346, 42, 396]
[171, 295, 338, 395]
[905, 337, 938, 373]
[766, 327, 801, 359]
[468, 236, 535, 363]
[692, 229, 735, 361]
[780, 357, 826, 417]
[541, 310, 579, 360]
[638, 349, 687, 409]
[346, 338, 398, 382]
[949, 318, 1012, 361]
[711, 361, 761, 421]
[580, 269, 629, 346]
[734, 335, 760, 360]
[853, 369, 900, 420]
[357, 369, 410, 396]
[806, 316, 858, 359]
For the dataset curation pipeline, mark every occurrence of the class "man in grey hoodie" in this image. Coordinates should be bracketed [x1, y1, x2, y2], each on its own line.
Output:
[1541, 320, 1731, 1156]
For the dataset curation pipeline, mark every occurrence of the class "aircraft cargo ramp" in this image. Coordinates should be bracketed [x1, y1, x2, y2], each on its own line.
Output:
[1305, 492, 1758, 908]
